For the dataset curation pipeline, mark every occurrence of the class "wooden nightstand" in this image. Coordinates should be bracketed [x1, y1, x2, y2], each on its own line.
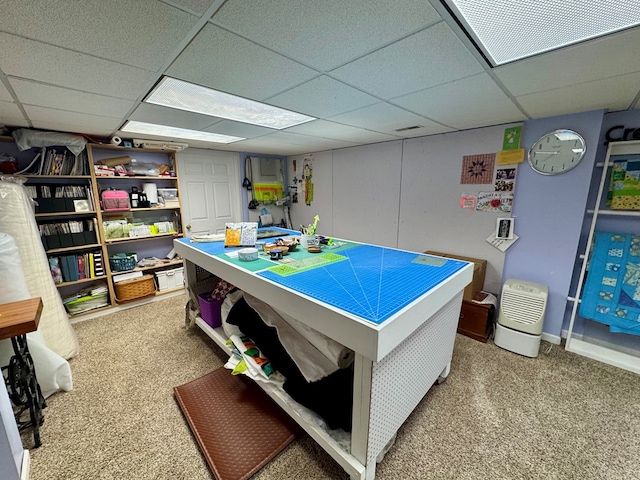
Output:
[458, 292, 496, 343]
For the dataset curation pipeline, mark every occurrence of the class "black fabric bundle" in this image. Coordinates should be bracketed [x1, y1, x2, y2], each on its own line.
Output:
[226, 296, 353, 432]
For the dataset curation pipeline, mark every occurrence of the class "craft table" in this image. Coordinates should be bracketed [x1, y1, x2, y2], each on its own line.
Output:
[0, 297, 46, 447]
[174, 229, 472, 480]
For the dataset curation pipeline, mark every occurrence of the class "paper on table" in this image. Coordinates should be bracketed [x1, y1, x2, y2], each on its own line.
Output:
[487, 232, 519, 252]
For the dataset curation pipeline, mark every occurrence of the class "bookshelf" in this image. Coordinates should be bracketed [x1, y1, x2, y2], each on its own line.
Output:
[87, 143, 185, 307]
[1, 136, 186, 318]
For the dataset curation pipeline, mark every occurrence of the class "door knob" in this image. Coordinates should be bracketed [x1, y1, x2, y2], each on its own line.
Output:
[186, 224, 191, 230]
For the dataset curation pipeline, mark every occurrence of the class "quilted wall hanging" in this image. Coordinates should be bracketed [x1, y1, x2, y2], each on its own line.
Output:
[580, 232, 640, 336]
[461, 153, 495, 184]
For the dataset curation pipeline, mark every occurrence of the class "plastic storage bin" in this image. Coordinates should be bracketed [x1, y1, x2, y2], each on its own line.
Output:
[155, 266, 184, 291]
[157, 188, 177, 198]
[197, 292, 223, 328]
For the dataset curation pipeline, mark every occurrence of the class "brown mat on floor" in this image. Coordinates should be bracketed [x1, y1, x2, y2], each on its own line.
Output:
[174, 368, 299, 480]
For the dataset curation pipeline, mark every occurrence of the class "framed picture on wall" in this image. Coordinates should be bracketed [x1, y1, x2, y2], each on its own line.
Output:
[496, 217, 514, 240]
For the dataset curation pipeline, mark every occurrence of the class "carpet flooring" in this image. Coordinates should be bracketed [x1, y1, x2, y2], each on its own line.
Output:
[25, 293, 640, 480]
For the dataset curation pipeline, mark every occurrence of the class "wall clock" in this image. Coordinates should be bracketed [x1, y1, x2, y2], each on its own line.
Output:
[528, 129, 586, 175]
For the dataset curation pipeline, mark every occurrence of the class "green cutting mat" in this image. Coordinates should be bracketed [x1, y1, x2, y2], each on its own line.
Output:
[267, 252, 347, 276]
[216, 253, 274, 272]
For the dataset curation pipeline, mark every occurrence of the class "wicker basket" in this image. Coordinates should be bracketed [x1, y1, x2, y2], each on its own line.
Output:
[114, 274, 156, 303]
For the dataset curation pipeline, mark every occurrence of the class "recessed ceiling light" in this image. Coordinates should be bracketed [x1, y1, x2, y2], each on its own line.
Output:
[145, 77, 316, 130]
[121, 121, 245, 144]
[442, 0, 640, 65]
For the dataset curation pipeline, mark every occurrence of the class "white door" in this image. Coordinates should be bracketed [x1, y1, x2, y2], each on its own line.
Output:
[178, 149, 242, 237]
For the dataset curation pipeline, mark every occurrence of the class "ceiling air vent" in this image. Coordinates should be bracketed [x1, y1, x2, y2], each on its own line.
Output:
[395, 125, 423, 132]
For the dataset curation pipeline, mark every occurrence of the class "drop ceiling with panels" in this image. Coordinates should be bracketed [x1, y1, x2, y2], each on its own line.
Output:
[1, 0, 639, 155]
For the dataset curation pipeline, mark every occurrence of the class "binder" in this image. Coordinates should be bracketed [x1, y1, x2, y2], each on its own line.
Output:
[59, 255, 71, 282]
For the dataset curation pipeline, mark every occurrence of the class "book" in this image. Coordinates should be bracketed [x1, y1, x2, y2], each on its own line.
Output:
[89, 253, 95, 278]
[59, 255, 71, 282]
[49, 257, 63, 284]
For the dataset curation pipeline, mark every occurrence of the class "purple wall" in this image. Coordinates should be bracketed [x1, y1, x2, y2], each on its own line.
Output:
[501, 110, 605, 338]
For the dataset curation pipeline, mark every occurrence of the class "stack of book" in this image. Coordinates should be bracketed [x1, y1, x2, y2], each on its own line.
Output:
[49, 250, 104, 283]
[63, 282, 109, 315]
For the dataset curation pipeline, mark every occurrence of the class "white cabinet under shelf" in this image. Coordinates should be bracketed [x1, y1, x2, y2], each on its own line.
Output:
[566, 140, 640, 373]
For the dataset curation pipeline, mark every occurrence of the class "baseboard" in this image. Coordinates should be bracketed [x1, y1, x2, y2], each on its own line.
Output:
[566, 337, 640, 374]
[70, 289, 185, 324]
[21, 450, 30, 480]
[541, 332, 562, 345]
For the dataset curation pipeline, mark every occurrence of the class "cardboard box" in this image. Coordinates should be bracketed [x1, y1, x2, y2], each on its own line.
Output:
[424, 251, 487, 301]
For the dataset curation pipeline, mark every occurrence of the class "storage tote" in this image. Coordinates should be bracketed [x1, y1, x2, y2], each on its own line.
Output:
[155, 266, 184, 291]
[102, 189, 131, 211]
[197, 292, 223, 328]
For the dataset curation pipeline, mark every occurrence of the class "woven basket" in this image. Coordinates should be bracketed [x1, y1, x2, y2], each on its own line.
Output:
[114, 274, 156, 303]
[109, 253, 137, 272]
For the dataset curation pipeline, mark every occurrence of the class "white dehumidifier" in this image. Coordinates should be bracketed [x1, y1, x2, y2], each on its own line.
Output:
[494, 279, 548, 358]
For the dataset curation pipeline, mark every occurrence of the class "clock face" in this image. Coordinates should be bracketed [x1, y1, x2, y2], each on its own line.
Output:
[528, 129, 586, 175]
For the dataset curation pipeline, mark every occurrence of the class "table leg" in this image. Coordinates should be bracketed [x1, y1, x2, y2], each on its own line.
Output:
[2, 334, 46, 447]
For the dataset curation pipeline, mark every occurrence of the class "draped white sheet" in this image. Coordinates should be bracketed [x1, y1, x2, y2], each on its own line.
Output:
[0, 232, 73, 398]
[0, 177, 79, 359]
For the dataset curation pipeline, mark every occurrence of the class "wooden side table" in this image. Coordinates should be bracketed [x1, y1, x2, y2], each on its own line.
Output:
[0, 297, 46, 447]
[457, 292, 496, 343]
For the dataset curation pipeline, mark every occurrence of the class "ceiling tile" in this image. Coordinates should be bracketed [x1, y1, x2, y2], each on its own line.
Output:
[329, 102, 452, 136]
[167, 0, 219, 15]
[266, 76, 378, 118]
[516, 72, 640, 118]
[0, 0, 198, 71]
[495, 27, 640, 97]
[256, 131, 356, 149]
[129, 103, 219, 130]
[24, 106, 121, 135]
[166, 24, 317, 100]
[211, 0, 441, 71]
[0, 82, 13, 102]
[227, 139, 311, 156]
[393, 73, 526, 129]
[328, 130, 399, 144]
[285, 120, 376, 140]
[10, 79, 133, 118]
[202, 120, 274, 139]
[330, 23, 483, 99]
[282, 120, 406, 145]
[0, 34, 154, 101]
[0, 101, 28, 127]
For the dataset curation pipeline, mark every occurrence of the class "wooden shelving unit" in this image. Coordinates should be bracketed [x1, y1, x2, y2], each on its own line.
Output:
[1, 137, 186, 319]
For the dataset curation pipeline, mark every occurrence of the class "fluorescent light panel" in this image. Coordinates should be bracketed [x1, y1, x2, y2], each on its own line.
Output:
[121, 121, 244, 144]
[145, 77, 315, 129]
[443, 0, 640, 65]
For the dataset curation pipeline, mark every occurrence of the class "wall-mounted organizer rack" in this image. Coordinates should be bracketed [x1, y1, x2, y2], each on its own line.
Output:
[566, 140, 640, 374]
[1, 136, 186, 319]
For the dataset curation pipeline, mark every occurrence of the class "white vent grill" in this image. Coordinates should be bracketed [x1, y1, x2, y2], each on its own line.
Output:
[498, 279, 548, 335]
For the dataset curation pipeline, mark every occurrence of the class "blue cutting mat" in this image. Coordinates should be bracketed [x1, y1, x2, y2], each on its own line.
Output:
[258, 245, 468, 324]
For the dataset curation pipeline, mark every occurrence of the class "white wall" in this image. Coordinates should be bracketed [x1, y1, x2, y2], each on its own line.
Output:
[287, 151, 334, 237]
[287, 125, 513, 293]
[399, 125, 514, 293]
[333, 141, 403, 248]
